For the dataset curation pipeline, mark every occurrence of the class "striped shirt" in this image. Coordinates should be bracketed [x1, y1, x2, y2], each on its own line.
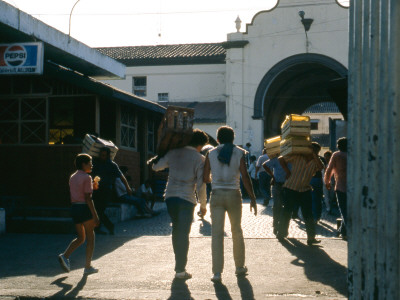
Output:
[283, 155, 323, 192]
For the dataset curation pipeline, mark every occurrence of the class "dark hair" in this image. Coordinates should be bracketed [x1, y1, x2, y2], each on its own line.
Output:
[188, 129, 209, 147]
[250, 155, 256, 162]
[324, 150, 333, 159]
[311, 142, 321, 153]
[337, 137, 347, 152]
[246, 142, 251, 147]
[100, 147, 110, 155]
[217, 126, 235, 144]
[75, 153, 92, 170]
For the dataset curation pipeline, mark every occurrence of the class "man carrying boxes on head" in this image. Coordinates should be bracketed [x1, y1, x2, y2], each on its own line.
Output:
[276, 115, 324, 246]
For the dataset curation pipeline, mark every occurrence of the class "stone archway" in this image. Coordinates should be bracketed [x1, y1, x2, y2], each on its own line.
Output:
[253, 53, 348, 138]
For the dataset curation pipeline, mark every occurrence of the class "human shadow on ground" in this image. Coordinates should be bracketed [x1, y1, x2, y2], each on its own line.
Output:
[199, 218, 212, 236]
[279, 238, 347, 296]
[50, 275, 88, 298]
[237, 276, 255, 300]
[168, 278, 193, 300]
[213, 282, 233, 300]
[0, 207, 172, 278]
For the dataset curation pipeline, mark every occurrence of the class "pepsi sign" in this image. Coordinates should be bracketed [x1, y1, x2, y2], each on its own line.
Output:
[0, 43, 43, 75]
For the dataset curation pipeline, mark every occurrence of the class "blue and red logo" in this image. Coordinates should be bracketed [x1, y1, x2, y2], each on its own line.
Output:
[0, 44, 38, 67]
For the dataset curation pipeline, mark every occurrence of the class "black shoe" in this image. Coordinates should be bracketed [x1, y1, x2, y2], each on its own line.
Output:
[307, 238, 321, 246]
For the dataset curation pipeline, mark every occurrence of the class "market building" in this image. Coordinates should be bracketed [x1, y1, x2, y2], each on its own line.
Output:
[0, 1, 166, 215]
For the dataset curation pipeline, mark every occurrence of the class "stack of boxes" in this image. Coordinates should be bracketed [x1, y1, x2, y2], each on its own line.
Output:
[264, 135, 282, 158]
[156, 106, 195, 157]
[279, 114, 312, 157]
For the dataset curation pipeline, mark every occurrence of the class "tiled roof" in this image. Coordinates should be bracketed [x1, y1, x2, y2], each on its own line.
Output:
[96, 43, 226, 66]
[167, 101, 226, 123]
[303, 102, 341, 114]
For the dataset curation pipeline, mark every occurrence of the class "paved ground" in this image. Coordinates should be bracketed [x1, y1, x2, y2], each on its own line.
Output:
[0, 201, 348, 300]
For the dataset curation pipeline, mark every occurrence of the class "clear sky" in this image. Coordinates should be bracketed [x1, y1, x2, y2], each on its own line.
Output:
[3, 0, 349, 47]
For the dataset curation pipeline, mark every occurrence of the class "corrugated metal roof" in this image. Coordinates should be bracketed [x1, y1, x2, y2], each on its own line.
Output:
[168, 101, 226, 123]
[96, 43, 226, 66]
[303, 102, 341, 114]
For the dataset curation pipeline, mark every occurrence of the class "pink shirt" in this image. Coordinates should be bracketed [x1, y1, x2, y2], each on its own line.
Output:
[324, 151, 347, 193]
[69, 170, 93, 203]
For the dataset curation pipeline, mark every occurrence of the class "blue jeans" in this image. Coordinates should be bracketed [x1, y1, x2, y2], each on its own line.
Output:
[336, 191, 347, 236]
[279, 188, 316, 240]
[311, 177, 323, 221]
[119, 194, 147, 215]
[258, 172, 271, 202]
[166, 197, 195, 272]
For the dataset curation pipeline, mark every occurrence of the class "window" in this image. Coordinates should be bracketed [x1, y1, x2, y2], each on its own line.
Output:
[158, 93, 169, 103]
[311, 119, 319, 130]
[0, 98, 46, 144]
[49, 99, 74, 144]
[132, 77, 147, 97]
[121, 105, 136, 149]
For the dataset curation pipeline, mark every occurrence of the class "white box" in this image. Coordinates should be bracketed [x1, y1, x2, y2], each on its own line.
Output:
[82, 134, 118, 161]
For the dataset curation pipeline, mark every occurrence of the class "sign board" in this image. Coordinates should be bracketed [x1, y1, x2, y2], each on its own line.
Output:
[0, 42, 44, 75]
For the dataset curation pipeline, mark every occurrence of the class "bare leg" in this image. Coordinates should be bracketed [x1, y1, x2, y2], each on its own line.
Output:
[64, 224, 86, 259]
[83, 219, 96, 269]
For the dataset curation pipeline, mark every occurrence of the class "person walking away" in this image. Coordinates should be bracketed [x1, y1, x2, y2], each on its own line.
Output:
[324, 137, 347, 239]
[92, 147, 131, 235]
[278, 150, 324, 246]
[58, 153, 100, 275]
[203, 126, 257, 283]
[322, 150, 335, 214]
[256, 149, 272, 206]
[310, 142, 326, 223]
[152, 129, 209, 280]
[262, 156, 289, 236]
[248, 155, 259, 196]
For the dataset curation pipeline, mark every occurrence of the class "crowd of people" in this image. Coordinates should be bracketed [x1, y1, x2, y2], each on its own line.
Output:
[57, 125, 347, 282]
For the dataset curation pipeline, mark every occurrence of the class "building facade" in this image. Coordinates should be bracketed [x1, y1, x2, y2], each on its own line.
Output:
[99, 0, 349, 153]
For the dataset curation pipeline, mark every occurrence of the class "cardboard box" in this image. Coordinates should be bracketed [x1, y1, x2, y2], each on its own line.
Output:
[281, 114, 311, 139]
[264, 136, 281, 158]
[156, 106, 195, 157]
[280, 136, 312, 157]
[82, 134, 118, 160]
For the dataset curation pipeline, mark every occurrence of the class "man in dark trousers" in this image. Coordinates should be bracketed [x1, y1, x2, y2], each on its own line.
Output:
[278, 150, 324, 246]
[91, 147, 131, 235]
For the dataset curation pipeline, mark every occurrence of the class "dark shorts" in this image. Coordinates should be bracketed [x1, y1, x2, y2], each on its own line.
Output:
[71, 203, 93, 224]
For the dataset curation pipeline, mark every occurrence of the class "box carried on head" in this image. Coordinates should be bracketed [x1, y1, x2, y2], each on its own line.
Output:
[156, 106, 195, 157]
[82, 134, 118, 160]
[264, 136, 281, 158]
[280, 114, 312, 156]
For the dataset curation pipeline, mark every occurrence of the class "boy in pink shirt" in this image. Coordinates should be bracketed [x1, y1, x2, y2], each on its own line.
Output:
[58, 153, 100, 275]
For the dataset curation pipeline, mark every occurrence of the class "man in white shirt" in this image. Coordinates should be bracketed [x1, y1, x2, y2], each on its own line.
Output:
[152, 129, 208, 280]
[203, 126, 257, 283]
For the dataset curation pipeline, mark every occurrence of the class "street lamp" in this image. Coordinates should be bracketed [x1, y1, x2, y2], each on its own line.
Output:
[68, 0, 81, 42]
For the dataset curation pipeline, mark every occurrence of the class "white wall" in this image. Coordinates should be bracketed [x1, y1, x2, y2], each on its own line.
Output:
[103, 64, 226, 104]
[305, 112, 344, 134]
[226, 0, 349, 153]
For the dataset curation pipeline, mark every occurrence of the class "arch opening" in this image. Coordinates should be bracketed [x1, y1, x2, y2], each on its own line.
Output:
[254, 54, 348, 138]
